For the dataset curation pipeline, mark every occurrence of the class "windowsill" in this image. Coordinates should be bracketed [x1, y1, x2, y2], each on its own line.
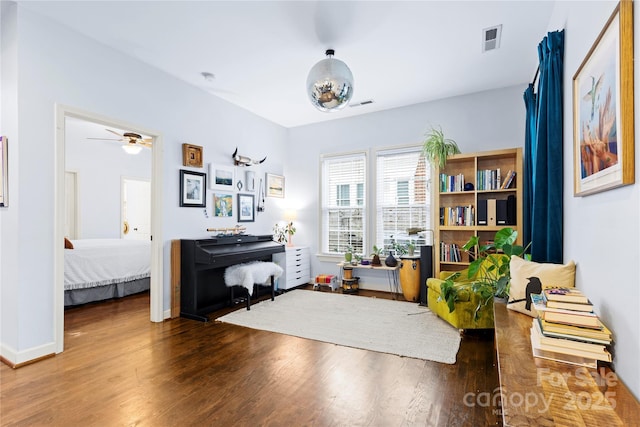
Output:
[316, 254, 345, 263]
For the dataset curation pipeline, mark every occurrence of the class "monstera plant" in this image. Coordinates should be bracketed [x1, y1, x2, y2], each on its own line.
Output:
[440, 227, 530, 318]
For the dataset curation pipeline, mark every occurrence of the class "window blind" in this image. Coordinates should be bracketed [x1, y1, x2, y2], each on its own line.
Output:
[375, 148, 430, 251]
[321, 153, 366, 255]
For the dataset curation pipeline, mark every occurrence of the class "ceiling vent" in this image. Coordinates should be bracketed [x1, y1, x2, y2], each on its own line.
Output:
[349, 99, 374, 108]
[482, 25, 502, 52]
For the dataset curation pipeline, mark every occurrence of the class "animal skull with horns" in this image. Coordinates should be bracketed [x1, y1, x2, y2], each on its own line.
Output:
[232, 147, 267, 166]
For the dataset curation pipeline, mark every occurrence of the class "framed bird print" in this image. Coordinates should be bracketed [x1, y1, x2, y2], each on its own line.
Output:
[572, 0, 634, 196]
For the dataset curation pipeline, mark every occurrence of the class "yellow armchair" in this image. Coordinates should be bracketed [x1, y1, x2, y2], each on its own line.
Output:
[426, 261, 497, 330]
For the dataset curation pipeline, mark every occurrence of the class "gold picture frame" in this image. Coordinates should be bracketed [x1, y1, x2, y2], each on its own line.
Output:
[182, 143, 203, 168]
[572, 0, 634, 196]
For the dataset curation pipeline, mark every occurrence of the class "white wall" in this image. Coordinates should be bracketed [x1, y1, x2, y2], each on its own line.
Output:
[65, 119, 152, 239]
[547, 0, 640, 399]
[0, 5, 287, 363]
[287, 85, 526, 291]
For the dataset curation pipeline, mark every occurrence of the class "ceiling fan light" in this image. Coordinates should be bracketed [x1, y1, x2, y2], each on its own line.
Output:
[122, 144, 142, 155]
[306, 49, 354, 112]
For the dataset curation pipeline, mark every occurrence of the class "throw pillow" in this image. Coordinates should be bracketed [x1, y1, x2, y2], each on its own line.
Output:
[508, 256, 576, 317]
[64, 237, 74, 249]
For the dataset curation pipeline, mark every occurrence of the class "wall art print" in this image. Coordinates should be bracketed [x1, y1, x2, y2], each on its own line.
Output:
[214, 193, 233, 217]
[180, 169, 206, 207]
[572, 0, 634, 196]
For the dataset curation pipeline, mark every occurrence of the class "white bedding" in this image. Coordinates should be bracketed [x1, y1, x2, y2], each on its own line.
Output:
[64, 239, 150, 291]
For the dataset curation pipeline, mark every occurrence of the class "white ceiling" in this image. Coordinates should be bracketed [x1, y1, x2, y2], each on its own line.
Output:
[19, 1, 556, 128]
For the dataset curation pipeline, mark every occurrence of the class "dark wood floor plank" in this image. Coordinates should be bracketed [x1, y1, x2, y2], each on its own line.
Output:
[0, 289, 502, 426]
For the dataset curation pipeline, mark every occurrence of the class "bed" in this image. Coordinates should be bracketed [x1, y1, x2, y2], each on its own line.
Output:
[64, 239, 151, 306]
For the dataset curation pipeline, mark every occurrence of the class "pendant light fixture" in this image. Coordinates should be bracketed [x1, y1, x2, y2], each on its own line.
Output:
[306, 49, 354, 112]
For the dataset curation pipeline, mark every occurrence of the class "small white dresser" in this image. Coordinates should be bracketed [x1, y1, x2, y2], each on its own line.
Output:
[273, 246, 310, 290]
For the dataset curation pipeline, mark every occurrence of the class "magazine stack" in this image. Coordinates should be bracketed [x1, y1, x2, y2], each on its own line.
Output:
[529, 287, 612, 368]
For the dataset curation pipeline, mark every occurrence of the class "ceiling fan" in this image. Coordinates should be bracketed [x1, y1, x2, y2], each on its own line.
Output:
[88, 128, 152, 154]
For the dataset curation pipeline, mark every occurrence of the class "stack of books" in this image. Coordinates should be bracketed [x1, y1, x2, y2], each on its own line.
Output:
[529, 287, 612, 368]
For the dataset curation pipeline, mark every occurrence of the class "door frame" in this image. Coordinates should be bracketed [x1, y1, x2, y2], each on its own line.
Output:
[54, 104, 164, 354]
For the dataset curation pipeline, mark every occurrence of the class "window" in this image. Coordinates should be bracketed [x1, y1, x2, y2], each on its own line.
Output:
[376, 148, 430, 251]
[321, 153, 366, 255]
[336, 184, 350, 206]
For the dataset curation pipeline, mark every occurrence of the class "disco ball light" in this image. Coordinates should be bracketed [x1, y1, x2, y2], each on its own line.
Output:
[306, 49, 354, 112]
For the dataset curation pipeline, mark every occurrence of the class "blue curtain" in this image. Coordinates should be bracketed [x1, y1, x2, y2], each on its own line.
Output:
[523, 84, 536, 251]
[524, 30, 564, 263]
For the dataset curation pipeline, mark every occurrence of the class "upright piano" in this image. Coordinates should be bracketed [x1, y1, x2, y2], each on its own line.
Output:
[180, 234, 284, 321]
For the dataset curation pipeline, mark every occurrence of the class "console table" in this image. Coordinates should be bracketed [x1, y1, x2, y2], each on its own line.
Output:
[494, 302, 640, 425]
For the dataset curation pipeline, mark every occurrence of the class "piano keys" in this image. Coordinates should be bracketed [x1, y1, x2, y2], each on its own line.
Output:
[180, 235, 284, 321]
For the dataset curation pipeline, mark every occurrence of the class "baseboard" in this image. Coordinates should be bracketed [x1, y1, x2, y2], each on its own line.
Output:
[163, 308, 172, 319]
[0, 341, 56, 368]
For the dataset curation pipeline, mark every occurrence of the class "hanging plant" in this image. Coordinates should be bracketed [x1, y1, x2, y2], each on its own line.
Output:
[422, 126, 461, 169]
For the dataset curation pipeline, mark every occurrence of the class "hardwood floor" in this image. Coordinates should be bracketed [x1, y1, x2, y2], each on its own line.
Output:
[0, 288, 502, 426]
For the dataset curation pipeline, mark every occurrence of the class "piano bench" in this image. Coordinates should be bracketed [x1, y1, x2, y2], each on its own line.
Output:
[224, 261, 283, 310]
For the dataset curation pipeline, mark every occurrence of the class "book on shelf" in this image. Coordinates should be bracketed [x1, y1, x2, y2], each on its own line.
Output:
[538, 318, 612, 343]
[500, 170, 516, 189]
[531, 321, 611, 362]
[477, 168, 502, 190]
[440, 173, 465, 192]
[544, 287, 590, 304]
[532, 318, 607, 354]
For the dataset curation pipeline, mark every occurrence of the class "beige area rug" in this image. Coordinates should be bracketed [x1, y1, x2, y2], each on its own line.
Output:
[216, 289, 461, 364]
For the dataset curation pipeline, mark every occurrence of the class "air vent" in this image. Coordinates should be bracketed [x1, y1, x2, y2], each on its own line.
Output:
[349, 99, 374, 108]
[482, 25, 502, 52]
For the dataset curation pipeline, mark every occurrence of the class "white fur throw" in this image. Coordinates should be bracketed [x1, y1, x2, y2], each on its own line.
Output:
[224, 261, 283, 296]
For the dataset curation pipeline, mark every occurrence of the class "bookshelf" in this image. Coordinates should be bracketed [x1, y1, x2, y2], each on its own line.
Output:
[434, 148, 523, 277]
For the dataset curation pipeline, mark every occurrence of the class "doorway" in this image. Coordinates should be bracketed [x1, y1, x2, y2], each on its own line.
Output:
[54, 105, 164, 354]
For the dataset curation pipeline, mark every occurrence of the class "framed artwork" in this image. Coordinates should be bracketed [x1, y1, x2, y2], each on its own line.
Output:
[237, 193, 255, 222]
[182, 143, 203, 168]
[572, 0, 634, 196]
[179, 169, 206, 207]
[213, 193, 233, 217]
[0, 136, 7, 207]
[208, 163, 235, 190]
[266, 173, 285, 198]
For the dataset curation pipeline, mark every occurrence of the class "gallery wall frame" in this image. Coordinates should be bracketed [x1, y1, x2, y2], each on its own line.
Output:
[266, 173, 285, 198]
[0, 136, 7, 207]
[209, 163, 235, 191]
[572, 0, 634, 196]
[182, 143, 203, 168]
[237, 193, 255, 222]
[213, 193, 233, 217]
[180, 169, 206, 207]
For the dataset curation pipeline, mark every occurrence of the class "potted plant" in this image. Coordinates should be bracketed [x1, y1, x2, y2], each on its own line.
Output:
[371, 245, 383, 266]
[286, 221, 296, 243]
[394, 242, 408, 256]
[422, 126, 461, 169]
[344, 245, 353, 263]
[439, 227, 529, 318]
[406, 242, 416, 256]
